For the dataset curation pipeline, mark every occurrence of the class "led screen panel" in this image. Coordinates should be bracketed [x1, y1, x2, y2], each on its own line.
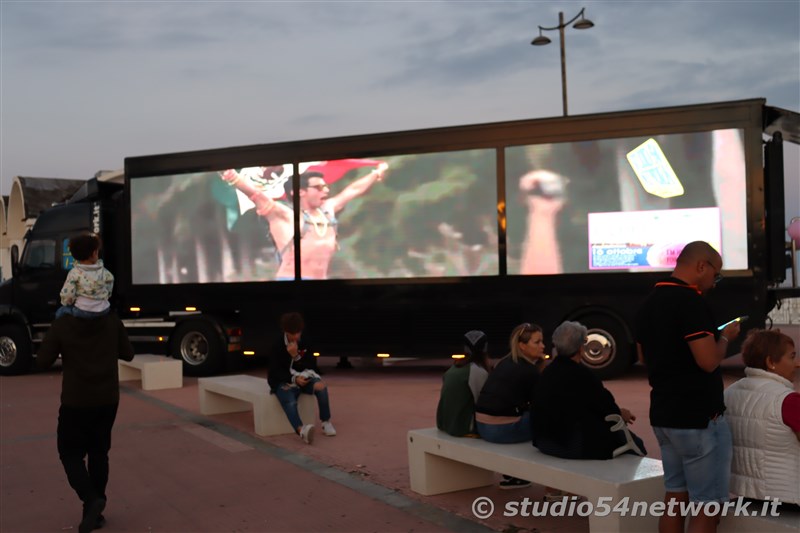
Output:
[297, 150, 498, 280]
[129, 148, 498, 284]
[129, 167, 293, 284]
[504, 129, 747, 274]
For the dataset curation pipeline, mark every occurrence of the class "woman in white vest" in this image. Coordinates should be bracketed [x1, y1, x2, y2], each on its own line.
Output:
[724, 329, 800, 507]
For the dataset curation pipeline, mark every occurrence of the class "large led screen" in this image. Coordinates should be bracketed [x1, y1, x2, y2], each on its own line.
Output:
[129, 148, 498, 284]
[504, 129, 747, 275]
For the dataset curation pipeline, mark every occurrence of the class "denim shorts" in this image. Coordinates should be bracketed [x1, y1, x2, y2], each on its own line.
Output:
[653, 415, 732, 503]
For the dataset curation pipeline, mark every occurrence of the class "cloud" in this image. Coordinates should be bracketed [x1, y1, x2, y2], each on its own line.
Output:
[0, 0, 798, 193]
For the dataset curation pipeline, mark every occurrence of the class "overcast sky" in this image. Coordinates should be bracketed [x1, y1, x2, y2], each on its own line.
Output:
[2, 1, 799, 211]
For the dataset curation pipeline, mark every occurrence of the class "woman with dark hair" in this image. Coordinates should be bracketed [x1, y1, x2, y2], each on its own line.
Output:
[436, 330, 491, 437]
[474, 322, 546, 489]
[725, 329, 800, 508]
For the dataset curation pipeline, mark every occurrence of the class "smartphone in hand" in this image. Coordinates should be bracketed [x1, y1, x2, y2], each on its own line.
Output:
[718, 315, 748, 331]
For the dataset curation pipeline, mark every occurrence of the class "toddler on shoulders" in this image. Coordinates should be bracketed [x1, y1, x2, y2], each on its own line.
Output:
[56, 233, 114, 319]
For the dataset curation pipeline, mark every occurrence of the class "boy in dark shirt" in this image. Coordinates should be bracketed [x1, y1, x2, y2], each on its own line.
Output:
[267, 312, 335, 443]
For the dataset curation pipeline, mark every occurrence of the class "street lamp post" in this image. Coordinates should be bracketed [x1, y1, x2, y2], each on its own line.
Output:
[532, 8, 594, 116]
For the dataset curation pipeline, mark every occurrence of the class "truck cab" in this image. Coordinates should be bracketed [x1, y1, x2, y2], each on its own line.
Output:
[0, 177, 241, 377]
[0, 180, 120, 374]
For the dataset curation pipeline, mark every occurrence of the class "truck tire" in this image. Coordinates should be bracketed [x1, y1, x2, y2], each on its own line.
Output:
[170, 320, 224, 377]
[0, 324, 33, 376]
[576, 314, 633, 380]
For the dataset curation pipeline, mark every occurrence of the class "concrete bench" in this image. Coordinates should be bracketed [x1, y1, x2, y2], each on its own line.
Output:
[198, 375, 315, 437]
[408, 427, 664, 532]
[118, 354, 183, 391]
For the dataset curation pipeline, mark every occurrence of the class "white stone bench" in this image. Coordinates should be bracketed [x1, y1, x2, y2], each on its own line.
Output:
[408, 427, 664, 532]
[198, 375, 315, 437]
[118, 354, 182, 391]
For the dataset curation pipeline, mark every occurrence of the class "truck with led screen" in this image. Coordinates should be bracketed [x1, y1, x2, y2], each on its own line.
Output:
[1, 99, 797, 378]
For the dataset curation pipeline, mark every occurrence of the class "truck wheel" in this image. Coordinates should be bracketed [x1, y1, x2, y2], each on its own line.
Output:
[0, 324, 33, 376]
[171, 321, 224, 377]
[577, 314, 633, 380]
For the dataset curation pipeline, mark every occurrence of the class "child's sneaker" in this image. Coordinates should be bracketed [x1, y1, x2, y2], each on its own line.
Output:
[499, 476, 531, 490]
[321, 421, 337, 436]
[299, 424, 315, 444]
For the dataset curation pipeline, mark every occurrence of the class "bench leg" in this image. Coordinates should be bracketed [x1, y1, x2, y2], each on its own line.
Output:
[199, 389, 253, 416]
[253, 397, 294, 436]
[586, 481, 662, 532]
[408, 441, 494, 496]
[118, 363, 141, 382]
[252, 394, 317, 437]
[141, 362, 182, 391]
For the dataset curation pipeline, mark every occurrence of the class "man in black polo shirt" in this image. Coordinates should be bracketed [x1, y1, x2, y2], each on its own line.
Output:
[636, 241, 740, 533]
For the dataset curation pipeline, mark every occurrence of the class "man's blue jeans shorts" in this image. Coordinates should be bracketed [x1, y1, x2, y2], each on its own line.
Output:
[653, 415, 732, 503]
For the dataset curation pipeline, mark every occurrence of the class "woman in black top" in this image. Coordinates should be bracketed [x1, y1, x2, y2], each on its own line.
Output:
[475, 322, 546, 489]
[475, 323, 546, 441]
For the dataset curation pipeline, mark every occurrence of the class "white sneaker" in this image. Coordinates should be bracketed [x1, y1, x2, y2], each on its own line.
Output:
[321, 421, 337, 436]
[299, 424, 315, 444]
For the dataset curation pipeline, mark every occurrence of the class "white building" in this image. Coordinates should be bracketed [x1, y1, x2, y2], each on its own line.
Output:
[0, 171, 122, 281]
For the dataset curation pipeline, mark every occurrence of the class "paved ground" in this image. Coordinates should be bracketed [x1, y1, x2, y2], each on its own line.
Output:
[2, 324, 798, 533]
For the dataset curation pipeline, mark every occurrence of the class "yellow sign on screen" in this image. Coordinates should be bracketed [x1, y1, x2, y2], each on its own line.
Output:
[626, 138, 685, 199]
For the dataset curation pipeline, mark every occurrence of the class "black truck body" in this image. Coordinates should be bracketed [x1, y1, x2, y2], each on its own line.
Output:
[1, 99, 797, 377]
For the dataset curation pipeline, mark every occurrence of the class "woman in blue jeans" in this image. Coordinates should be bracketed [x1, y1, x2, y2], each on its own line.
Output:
[475, 322, 547, 488]
[267, 312, 336, 444]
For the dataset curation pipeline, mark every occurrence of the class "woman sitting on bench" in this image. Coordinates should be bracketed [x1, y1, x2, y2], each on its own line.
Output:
[436, 330, 491, 437]
[474, 322, 546, 489]
[531, 320, 646, 460]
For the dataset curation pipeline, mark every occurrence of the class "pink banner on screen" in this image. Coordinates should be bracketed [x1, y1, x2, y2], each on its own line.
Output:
[587, 207, 722, 270]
